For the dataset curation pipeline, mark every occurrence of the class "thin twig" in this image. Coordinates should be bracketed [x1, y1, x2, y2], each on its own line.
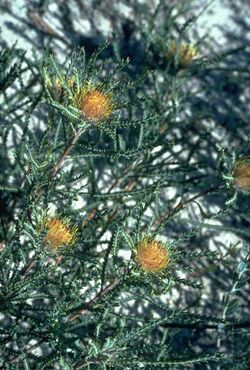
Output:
[152, 185, 220, 230]
[68, 268, 126, 321]
[161, 321, 250, 330]
[51, 127, 84, 178]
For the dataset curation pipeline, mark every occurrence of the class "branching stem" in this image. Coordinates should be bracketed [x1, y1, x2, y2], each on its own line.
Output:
[68, 267, 126, 321]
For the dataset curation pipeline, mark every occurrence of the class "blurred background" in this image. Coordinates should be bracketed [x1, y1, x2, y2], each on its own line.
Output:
[0, 0, 250, 367]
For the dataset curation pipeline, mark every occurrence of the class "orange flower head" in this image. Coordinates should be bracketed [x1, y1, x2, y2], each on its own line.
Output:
[233, 158, 250, 192]
[77, 85, 113, 122]
[136, 237, 170, 273]
[43, 218, 78, 250]
[166, 42, 197, 67]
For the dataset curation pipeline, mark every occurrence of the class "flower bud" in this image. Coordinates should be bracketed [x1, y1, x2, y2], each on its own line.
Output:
[46, 77, 75, 98]
[233, 157, 250, 192]
[166, 42, 197, 67]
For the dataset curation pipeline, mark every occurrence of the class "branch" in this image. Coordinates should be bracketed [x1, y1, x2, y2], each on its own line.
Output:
[51, 127, 84, 178]
[153, 185, 220, 230]
[161, 321, 250, 330]
[68, 268, 126, 321]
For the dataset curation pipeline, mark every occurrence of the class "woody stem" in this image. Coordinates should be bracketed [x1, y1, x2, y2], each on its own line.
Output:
[51, 127, 84, 178]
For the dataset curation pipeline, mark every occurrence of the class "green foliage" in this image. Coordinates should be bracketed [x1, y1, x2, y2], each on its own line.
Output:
[0, 0, 249, 369]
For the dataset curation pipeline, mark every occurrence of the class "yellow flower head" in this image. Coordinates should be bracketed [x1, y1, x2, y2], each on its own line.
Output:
[76, 83, 114, 122]
[135, 237, 170, 273]
[43, 218, 78, 250]
[233, 157, 250, 192]
[166, 42, 197, 67]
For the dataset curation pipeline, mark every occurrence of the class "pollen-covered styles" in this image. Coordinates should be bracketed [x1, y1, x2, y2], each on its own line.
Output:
[76, 83, 114, 122]
[135, 236, 170, 273]
[43, 218, 78, 250]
